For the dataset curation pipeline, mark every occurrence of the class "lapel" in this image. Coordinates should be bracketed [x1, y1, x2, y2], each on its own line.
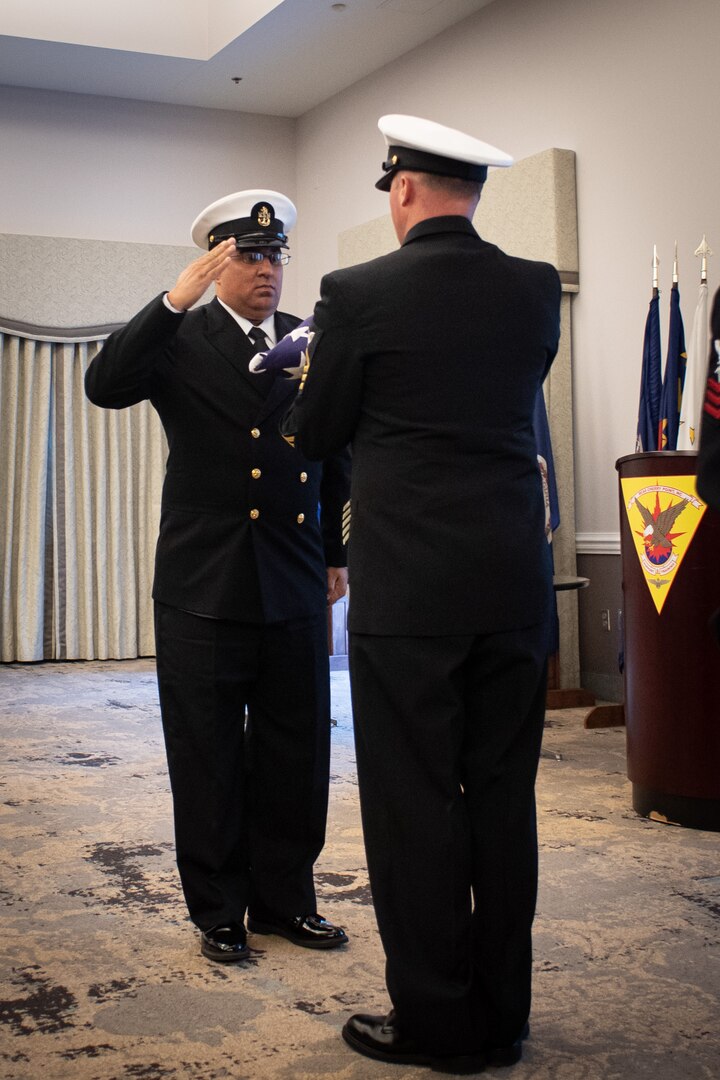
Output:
[203, 298, 260, 394]
[202, 299, 301, 412]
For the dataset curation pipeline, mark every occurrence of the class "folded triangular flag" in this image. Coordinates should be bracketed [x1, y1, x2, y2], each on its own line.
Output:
[248, 317, 314, 378]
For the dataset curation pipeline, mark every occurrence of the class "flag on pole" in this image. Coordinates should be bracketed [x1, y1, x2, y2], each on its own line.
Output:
[635, 289, 662, 451]
[678, 236, 713, 450]
[677, 280, 709, 449]
[658, 281, 686, 450]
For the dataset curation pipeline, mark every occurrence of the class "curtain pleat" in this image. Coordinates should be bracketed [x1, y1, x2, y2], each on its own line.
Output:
[1, 329, 166, 662]
[0, 335, 53, 661]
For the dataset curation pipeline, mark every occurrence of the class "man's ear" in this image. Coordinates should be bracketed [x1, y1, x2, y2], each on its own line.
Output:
[398, 173, 413, 206]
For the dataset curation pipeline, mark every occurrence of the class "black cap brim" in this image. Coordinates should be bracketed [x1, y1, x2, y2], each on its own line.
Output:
[374, 145, 489, 192]
[208, 218, 288, 249]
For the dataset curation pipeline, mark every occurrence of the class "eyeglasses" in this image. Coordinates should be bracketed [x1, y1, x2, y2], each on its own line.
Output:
[232, 250, 290, 266]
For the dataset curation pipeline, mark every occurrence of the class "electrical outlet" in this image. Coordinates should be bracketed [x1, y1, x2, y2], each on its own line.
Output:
[601, 609, 611, 631]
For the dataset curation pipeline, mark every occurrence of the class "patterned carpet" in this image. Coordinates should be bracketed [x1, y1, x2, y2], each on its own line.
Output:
[0, 659, 717, 1080]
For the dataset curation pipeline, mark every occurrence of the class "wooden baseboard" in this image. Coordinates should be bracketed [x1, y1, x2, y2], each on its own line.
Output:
[584, 703, 625, 728]
[546, 687, 596, 709]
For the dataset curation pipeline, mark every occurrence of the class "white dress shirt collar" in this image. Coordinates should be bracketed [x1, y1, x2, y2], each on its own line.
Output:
[216, 299, 276, 345]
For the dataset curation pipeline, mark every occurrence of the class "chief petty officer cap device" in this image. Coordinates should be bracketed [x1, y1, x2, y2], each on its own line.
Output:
[375, 114, 513, 192]
[191, 189, 297, 250]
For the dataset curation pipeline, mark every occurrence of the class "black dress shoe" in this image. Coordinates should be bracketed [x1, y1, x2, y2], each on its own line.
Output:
[342, 1012, 486, 1075]
[486, 1021, 529, 1067]
[247, 912, 348, 949]
[200, 921, 250, 963]
[486, 1039, 522, 1067]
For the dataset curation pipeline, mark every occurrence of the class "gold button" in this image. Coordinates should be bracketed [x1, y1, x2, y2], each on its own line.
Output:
[250, 509, 260, 520]
[299, 472, 308, 483]
[297, 513, 305, 524]
[251, 427, 260, 439]
[251, 468, 261, 479]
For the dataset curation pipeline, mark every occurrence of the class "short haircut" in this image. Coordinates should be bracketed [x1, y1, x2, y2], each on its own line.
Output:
[411, 171, 484, 200]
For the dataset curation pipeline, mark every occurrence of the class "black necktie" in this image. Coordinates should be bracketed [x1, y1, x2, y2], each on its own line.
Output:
[248, 326, 274, 395]
[248, 326, 269, 352]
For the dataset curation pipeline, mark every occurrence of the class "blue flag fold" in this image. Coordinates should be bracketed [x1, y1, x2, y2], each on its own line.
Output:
[658, 284, 686, 451]
[636, 292, 662, 452]
[248, 318, 314, 378]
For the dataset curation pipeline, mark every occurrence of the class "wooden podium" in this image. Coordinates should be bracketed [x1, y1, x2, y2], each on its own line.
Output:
[617, 451, 720, 831]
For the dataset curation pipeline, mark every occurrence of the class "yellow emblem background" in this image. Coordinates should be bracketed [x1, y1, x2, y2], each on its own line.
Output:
[620, 475, 707, 614]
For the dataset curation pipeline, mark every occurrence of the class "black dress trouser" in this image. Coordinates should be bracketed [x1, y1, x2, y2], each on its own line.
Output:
[349, 622, 549, 1056]
[154, 602, 331, 931]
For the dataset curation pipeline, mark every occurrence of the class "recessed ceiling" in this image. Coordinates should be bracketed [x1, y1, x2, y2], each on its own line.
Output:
[0, 0, 498, 117]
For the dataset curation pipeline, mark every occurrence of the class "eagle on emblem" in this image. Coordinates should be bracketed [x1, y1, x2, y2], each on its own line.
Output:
[635, 495, 688, 560]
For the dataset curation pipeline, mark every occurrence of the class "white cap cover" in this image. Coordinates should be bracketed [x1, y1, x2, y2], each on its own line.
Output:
[376, 114, 513, 190]
[191, 189, 297, 250]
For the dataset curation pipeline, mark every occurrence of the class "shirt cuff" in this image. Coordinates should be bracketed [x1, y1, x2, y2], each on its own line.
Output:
[163, 292, 185, 315]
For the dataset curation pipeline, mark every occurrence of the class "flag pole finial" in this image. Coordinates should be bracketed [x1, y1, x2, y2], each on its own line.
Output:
[673, 241, 679, 285]
[694, 235, 713, 282]
[653, 244, 660, 293]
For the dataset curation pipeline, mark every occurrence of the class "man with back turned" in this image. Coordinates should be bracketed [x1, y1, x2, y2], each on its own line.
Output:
[284, 116, 561, 1072]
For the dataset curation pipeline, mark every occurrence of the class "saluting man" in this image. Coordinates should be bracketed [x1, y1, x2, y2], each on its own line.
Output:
[284, 117, 561, 1071]
[85, 190, 350, 963]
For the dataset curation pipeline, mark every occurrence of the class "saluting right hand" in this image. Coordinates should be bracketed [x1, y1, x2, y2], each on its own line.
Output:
[167, 238, 236, 311]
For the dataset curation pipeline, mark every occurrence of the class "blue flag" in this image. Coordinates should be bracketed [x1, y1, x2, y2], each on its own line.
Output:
[635, 292, 662, 451]
[658, 284, 687, 451]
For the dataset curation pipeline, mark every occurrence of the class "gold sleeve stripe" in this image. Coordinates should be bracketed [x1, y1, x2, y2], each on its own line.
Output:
[297, 350, 311, 395]
[342, 501, 351, 545]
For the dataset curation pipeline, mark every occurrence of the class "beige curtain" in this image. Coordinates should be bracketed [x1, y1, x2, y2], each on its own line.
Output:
[1, 325, 166, 662]
[0, 333, 53, 661]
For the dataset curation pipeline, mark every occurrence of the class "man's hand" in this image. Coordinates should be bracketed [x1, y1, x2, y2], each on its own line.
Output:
[167, 238, 236, 311]
[327, 567, 348, 605]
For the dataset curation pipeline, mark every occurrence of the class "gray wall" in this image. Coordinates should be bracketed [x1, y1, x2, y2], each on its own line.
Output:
[0, 87, 300, 313]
